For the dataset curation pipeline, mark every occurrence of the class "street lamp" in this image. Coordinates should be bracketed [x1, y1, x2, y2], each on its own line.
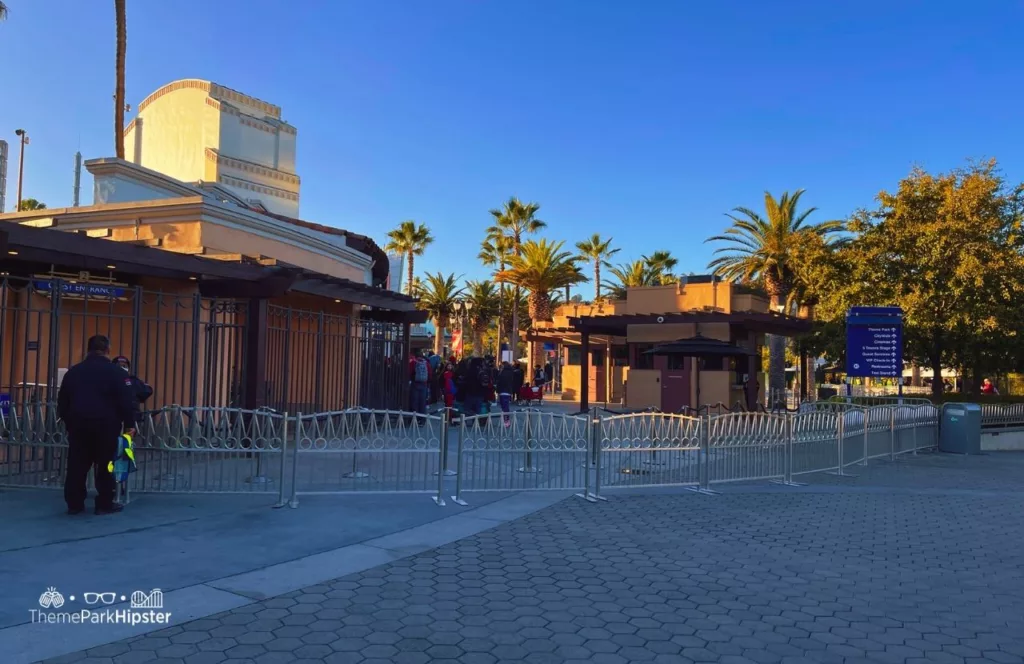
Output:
[14, 129, 28, 212]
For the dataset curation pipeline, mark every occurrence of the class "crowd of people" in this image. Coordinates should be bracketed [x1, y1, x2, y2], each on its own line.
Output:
[407, 349, 554, 419]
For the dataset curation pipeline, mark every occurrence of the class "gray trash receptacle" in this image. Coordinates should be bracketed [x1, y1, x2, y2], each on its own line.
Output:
[939, 403, 982, 454]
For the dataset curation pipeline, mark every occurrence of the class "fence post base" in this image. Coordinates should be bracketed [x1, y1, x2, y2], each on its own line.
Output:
[450, 496, 469, 506]
[686, 486, 720, 496]
[343, 471, 371, 479]
[573, 491, 603, 503]
[432, 495, 447, 506]
[770, 478, 806, 487]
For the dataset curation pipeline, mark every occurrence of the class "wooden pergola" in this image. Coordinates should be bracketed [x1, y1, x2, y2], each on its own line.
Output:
[567, 311, 812, 411]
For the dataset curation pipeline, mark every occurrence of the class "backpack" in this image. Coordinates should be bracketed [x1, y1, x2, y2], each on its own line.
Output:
[414, 358, 429, 383]
[107, 432, 137, 483]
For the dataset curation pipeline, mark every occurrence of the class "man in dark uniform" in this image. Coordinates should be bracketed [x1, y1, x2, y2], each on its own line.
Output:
[113, 355, 153, 424]
[58, 335, 137, 515]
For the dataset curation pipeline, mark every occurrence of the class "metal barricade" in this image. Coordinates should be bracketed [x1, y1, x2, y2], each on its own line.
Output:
[287, 409, 446, 506]
[0, 402, 67, 488]
[981, 403, 1024, 429]
[790, 410, 840, 477]
[451, 410, 590, 504]
[865, 406, 893, 461]
[840, 408, 867, 469]
[594, 412, 702, 495]
[706, 412, 787, 485]
[126, 407, 287, 500]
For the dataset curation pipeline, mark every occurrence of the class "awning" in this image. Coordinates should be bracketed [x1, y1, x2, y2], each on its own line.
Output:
[644, 335, 757, 358]
[569, 310, 811, 336]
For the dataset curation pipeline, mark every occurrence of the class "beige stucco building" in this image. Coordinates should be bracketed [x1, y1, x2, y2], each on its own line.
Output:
[125, 79, 300, 217]
[528, 278, 810, 411]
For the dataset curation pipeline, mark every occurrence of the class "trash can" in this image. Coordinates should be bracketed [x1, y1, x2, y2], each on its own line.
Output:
[939, 403, 982, 454]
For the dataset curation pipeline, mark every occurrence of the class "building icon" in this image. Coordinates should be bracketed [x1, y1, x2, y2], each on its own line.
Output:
[131, 589, 164, 609]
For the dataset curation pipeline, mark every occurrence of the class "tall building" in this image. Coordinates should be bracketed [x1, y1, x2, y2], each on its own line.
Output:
[124, 79, 300, 217]
[387, 254, 405, 293]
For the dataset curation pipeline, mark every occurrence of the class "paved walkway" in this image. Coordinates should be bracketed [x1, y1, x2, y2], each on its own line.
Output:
[31, 453, 1024, 663]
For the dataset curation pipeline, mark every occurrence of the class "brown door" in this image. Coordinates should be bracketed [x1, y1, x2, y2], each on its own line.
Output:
[660, 355, 691, 413]
[589, 349, 607, 403]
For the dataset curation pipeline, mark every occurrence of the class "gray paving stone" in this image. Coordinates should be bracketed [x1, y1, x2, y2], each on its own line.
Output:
[39, 454, 1024, 664]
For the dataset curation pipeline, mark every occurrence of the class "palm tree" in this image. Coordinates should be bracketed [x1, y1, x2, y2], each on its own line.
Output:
[114, 0, 127, 159]
[643, 250, 679, 285]
[488, 197, 546, 359]
[479, 233, 513, 356]
[416, 273, 464, 355]
[495, 239, 585, 324]
[498, 287, 530, 350]
[385, 221, 434, 296]
[706, 190, 843, 405]
[18, 198, 46, 211]
[463, 280, 500, 357]
[575, 234, 619, 302]
[602, 259, 659, 300]
[0, 3, 8, 20]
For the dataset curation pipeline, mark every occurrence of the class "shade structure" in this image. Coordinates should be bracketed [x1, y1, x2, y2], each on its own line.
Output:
[644, 335, 757, 410]
[644, 335, 756, 359]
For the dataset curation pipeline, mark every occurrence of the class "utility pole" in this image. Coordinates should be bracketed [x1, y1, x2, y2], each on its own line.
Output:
[14, 129, 28, 212]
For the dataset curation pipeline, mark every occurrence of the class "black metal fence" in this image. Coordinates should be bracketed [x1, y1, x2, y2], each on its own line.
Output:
[0, 275, 408, 415]
[265, 305, 407, 413]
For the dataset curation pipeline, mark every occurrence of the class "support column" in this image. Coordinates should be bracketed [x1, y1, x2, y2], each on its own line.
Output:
[401, 322, 411, 410]
[243, 298, 269, 411]
[580, 331, 591, 412]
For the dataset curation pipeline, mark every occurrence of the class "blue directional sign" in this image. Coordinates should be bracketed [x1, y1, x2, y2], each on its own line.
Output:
[33, 280, 126, 299]
[846, 306, 903, 378]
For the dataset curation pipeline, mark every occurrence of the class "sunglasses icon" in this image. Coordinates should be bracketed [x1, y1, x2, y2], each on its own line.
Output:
[83, 592, 117, 605]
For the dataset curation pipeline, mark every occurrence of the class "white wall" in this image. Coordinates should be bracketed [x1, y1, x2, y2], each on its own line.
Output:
[220, 112, 277, 169]
[92, 172, 185, 204]
[134, 88, 209, 182]
[277, 131, 297, 174]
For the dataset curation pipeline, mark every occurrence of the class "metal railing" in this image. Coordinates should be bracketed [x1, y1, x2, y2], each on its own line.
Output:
[1, 402, 942, 505]
[980, 403, 1024, 429]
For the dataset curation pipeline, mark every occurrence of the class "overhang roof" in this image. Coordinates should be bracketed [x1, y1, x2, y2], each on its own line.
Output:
[644, 336, 757, 358]
[255, 210, 390, 287]
[568, 311, 811, 336]
[0, 222, 424, 319]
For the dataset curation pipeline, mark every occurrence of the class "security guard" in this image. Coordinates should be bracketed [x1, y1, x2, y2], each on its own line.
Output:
[112, 355, 153, 424]
[58, 335, 137, 515]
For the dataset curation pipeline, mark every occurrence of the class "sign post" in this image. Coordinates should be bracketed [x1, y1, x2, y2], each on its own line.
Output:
[845, 306, 904, 402]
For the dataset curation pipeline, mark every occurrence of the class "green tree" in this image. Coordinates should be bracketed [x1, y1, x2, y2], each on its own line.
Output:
[416, 273, 464, 355]
[602, 259, 659, 300]
[488, 197, 546, 359]
[479, 232, 514, 357]
[841, 162, 1024, 397]
[18, 198, 46, 211]
[463, 280, 500, 357]
[643, 250, 679, 285]
[114, 0, 127, 160]
[706, 190, 843, 403]
[575, 234, 619, 301]
[385, 220, 434, 296]
[495, 239, 585, 323]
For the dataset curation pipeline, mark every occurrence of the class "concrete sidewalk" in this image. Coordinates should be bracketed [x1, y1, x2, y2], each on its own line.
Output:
[0, 485, 532, 632]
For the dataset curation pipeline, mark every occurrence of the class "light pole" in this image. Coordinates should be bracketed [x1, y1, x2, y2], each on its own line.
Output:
[14, 129, 28, 212]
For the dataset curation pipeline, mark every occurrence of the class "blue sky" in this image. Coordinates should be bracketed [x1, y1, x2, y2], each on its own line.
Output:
[2, 0, 1023, 283]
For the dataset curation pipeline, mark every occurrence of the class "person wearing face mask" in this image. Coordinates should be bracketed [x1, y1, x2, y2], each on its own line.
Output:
[112, 355, 153, 424]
